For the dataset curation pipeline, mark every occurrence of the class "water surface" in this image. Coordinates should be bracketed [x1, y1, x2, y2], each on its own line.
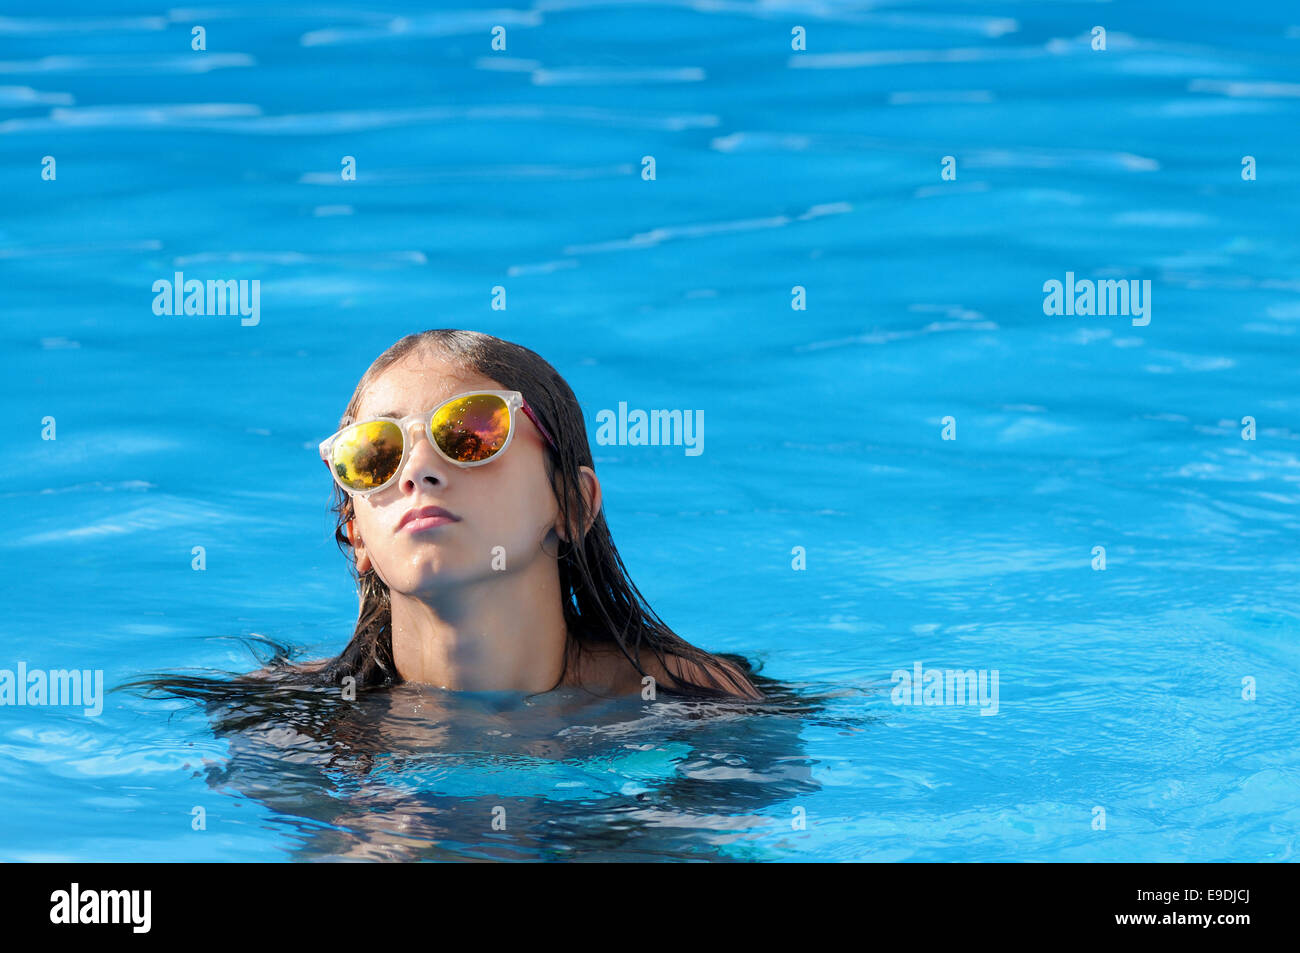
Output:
[2, 0, 1299, 861]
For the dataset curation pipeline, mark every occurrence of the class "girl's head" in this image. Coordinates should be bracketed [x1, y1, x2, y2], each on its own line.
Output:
[335, 337, 594, 606]
[321, 329, 761, 700]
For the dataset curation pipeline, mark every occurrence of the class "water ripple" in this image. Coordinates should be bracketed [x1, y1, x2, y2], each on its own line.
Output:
[2, 103, 720, 135]
[0, 53, 254, 75]
[301, 10, 542, 47]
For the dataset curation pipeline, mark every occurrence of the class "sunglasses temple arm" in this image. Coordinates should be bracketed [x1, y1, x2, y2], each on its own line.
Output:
[520, 401, 558, 452]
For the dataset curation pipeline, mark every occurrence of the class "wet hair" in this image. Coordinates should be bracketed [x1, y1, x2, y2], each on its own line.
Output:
[314, 329, 762, 701]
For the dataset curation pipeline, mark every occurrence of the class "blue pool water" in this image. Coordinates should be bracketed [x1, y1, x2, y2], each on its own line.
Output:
[3, 0, 1299, 861]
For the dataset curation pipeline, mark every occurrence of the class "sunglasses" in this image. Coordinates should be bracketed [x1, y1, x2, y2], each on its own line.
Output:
[318, 389, 557, 496]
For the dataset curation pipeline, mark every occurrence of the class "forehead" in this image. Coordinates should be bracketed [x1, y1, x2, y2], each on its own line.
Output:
[354, 351, 501, 420]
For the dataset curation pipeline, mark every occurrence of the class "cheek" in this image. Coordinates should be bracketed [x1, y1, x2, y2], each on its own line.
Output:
[351, 497, 409, 567]
[469, 462, 558, 543]
[350, 505, 387, 574]
[352, 502, 384, 543]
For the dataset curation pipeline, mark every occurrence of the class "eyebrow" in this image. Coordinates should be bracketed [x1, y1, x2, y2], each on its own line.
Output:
[352, 409, 411, 422]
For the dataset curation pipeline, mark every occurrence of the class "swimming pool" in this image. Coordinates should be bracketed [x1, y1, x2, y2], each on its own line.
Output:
[3, 0, 1298, 861]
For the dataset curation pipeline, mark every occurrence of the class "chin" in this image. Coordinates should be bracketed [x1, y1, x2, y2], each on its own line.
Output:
[405, 558, 483, 588]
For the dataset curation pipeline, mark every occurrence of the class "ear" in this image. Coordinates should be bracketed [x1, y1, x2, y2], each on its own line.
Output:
[555, 466, 602, 543]
[349, 519, 374, 574]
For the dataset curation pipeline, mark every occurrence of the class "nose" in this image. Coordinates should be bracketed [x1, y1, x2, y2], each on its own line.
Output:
[398, 418, 448, 491]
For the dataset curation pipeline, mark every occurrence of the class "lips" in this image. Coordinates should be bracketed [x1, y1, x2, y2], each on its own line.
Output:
[397, 505, 461, 533]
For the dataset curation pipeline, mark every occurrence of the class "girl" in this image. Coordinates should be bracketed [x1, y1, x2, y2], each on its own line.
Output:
[311, 328, 763, 702]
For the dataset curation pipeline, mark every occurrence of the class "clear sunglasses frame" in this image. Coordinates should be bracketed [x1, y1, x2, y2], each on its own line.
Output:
[317, 389, 557, 496]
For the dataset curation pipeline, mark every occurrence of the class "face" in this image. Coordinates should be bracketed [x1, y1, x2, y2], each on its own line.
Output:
[344, 350, 563, 598]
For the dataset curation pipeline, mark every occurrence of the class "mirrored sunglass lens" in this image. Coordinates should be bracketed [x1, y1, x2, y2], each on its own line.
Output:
[431, 394, 511, 463]
[331, 420, 403, 490]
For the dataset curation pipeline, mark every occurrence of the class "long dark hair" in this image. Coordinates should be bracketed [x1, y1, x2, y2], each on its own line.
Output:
[314, 328, 762, 701]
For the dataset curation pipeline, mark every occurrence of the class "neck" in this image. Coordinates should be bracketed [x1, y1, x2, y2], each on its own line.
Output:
[389, 556, 569, 692]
